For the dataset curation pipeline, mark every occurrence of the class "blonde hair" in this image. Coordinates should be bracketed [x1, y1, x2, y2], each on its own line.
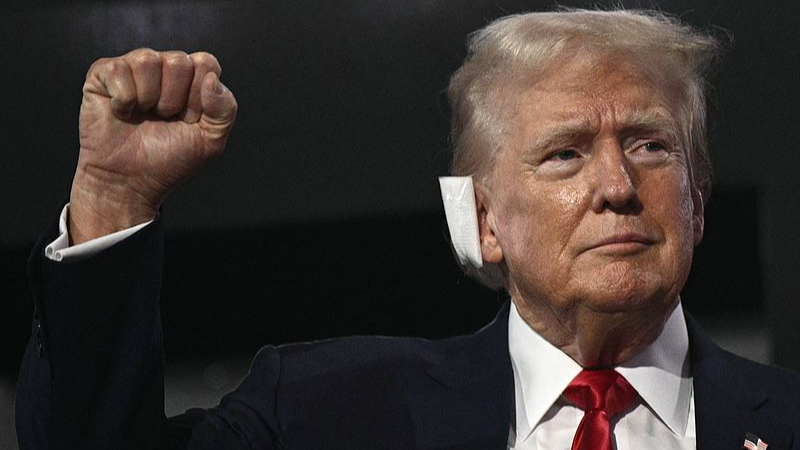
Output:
[447, 8, 721, 289]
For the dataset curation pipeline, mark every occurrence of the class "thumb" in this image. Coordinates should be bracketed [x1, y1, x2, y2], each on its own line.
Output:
[199, 72, 237, 150]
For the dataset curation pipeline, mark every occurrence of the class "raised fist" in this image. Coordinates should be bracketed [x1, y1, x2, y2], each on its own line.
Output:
[69, 48, 237, 244]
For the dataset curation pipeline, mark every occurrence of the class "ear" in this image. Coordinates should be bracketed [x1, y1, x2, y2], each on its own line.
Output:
[691, 188, 705, 246]
[475, 183, 504, 264]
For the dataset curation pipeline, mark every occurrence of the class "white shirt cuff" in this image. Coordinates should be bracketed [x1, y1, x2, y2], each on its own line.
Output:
[44, 203, 154, 262]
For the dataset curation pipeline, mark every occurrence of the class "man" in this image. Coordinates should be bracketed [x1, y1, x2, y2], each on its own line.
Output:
[16, 8, 800, 450]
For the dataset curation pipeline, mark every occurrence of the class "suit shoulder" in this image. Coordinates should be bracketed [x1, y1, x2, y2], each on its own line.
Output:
[716, 349, 800, 420]
[259, 333, 466, 382]
[720, 348, 800, 388]
[688, 312, 800, 423]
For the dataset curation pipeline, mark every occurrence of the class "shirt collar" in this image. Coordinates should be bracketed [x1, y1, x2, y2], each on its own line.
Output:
[616, 303, 693, 437]
[508, 301, 582, 442]
[508, 301, 692, 443]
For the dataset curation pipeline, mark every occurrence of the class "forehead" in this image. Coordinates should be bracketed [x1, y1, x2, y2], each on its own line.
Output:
[508, 57, 680, 137]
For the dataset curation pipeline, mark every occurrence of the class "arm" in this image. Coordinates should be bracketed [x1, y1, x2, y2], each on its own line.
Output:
[17, 205, 167, 450]
[16, 48, 242, 449]
[18, 209, 283, 450]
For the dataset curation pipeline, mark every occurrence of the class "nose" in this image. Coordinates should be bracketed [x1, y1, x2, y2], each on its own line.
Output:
[590, 141, 638, 213]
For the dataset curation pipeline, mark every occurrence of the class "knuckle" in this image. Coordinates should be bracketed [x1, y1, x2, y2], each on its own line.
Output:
[129, 48, 160, 68]
[106, 59, 126, 73]
[94, 58, 130, 81]
[191, 52, 221, 73]
[86, 57, 109, 78]
[163, 51, 192, 69]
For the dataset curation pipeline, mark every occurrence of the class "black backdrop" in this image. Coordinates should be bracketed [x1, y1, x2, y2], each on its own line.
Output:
[2, 0, 799, 375]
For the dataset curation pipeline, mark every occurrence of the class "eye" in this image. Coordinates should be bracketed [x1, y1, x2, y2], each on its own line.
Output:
[643, 141, 667, 152]
[536, 148, 584, 178]
[628, 139, 671, 166]
[550, 149, 579, 161]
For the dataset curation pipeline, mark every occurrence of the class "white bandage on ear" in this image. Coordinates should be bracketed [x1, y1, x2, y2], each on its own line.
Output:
[438, 176, 483, 268]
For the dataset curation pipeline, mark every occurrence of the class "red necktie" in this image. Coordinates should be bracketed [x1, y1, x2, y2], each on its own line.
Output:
[563, 370, 638, 450]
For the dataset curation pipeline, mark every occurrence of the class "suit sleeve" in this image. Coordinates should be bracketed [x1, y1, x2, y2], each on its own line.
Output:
[15, 206, 283, 450]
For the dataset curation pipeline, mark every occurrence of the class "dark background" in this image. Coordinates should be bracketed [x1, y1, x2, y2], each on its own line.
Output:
[2, 0, 799, 399]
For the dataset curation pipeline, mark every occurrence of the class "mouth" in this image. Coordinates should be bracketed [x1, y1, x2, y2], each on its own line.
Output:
[583, 233, 656, 255]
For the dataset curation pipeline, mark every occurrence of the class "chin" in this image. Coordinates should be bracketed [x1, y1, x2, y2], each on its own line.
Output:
[575, 265, 676, 314]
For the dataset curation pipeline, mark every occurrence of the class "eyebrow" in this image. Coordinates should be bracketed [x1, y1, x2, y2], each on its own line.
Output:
[526, 108, 680, 152]
[527, 118, 596, 153]
[618, 109, 681, 141]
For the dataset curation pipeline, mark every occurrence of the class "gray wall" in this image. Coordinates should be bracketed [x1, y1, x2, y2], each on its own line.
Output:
[2, 2, 799, 446]
[2, 0, 799, 361]
[0, 0, 800, 447]
[3, 1, 794, 246]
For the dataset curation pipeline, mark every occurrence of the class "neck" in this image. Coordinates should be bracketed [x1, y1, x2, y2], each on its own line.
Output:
[511, 295, 678, 368]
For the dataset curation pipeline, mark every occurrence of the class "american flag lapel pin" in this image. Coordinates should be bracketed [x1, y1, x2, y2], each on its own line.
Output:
[743, 432, 768, 450]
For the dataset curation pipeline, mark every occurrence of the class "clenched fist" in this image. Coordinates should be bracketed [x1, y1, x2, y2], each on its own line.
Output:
[69, 48, 237, 244]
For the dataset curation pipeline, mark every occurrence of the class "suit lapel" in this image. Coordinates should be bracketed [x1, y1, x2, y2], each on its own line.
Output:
[406, 304, 796, 450]
[408, 302, 513, 450]
[687, 312, 794, 450]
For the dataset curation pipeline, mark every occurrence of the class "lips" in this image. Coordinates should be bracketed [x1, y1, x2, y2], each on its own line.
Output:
[583, 232, 656, 254]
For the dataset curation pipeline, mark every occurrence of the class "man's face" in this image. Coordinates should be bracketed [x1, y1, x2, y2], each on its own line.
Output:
[482, 58, 703, 322]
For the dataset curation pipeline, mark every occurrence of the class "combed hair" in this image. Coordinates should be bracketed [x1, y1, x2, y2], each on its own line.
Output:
[447, 8, 722, 290]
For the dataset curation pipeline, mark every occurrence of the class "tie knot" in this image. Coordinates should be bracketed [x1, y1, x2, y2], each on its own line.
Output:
[564, 370, 637, 419]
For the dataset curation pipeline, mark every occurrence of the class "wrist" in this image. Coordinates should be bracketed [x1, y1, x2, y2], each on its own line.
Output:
[69, 168, 159, 245]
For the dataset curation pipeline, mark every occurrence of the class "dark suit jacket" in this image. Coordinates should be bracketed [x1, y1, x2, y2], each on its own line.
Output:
[16, 211, 800, 450]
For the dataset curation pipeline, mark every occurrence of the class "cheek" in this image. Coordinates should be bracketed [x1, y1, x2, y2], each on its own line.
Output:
[659, 175, 695, 239]
[643, 169, 697, 274]
[495, 182, 589, 272]
[494, 187, 541, 254]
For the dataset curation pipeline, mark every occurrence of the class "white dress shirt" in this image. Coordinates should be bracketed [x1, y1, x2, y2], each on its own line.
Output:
[45, 204, 152, 262]
[508, 301, 696, 450]
[47, 205, 696, 450]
